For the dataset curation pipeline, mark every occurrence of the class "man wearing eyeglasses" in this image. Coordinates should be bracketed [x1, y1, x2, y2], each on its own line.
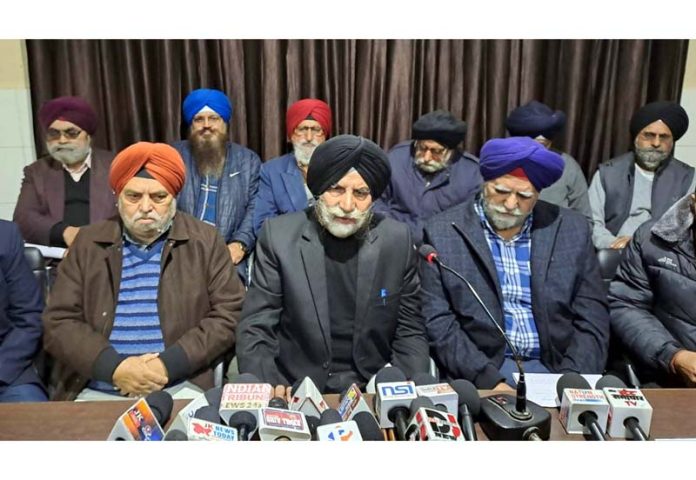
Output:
[422, 137, 609, 390]
[374, 110, 482, 245]
[13, 96, 116, 248]
[237, 135, 430, 394]
[173, 88, 261, 282]
[253, 99, 332, 235]
[588, 101, 696, 250]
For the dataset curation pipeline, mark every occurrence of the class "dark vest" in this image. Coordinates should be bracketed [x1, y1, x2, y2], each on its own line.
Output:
[599, 152, 694, 235]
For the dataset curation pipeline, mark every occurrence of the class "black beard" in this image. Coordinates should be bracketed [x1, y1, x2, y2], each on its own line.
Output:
[189, 129, 228, 178]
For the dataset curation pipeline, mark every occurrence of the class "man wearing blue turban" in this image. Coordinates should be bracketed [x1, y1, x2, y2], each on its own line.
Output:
[172, 88, 261, 283]
[422, 136, 610, 390]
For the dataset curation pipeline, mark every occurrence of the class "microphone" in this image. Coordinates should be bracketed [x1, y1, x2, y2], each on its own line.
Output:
[219, 372, 273, 425]
[374, 366, 417, 439]
[187, 406, 239, 441]
[405, 396, 464, 441]
[556, 373, 609, 441]
[596, 375, 652, 441]
[268, 396, 288, 409]
[167, 386, 221, 435]
[419, 241, 551, 441]
[258, 403, 312, 441]
[228, 411, 258, 441]
[164, 429, 188, 441]
[316, 408, 363, 441]
[412, 372, 459, 416]
[353, 411, 384, 441]
[337, 383, 374, 421]
[449, 379, 481, 441]
[107, 391, 173, 441]
[289, 376, 329, 419]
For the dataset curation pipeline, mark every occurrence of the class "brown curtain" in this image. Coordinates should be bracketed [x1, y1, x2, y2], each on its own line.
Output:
[26, 39, 688, 178]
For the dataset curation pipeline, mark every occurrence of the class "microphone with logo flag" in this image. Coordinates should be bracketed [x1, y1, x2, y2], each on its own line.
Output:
[596, 374, 651, 440]
[412, 372, 458, 416]
[107, 391, 173, 441]
[449, 379, 480, 441]
[167, 386, 222, 436]
[374, 366, 417, 440]
[219, 373, 273, 425]
[289, 376, 329, 420]
[405, 396, 464, 441]
[315, 408, 363, 441]
[187, 405, 238, 441]
[556, 373, 609, 440]
[258, 398, 312, 441]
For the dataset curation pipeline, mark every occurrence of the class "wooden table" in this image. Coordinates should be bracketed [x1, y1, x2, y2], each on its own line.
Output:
[0, 389, 694, 440]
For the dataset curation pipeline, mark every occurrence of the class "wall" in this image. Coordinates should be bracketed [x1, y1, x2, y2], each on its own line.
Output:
[0, 40, 35, 220]
[675, 39, 696, 167]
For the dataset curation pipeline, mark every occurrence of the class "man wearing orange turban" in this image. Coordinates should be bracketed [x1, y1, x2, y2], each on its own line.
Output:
[43, 142, 244, 401]
[252, 98, 333, 235]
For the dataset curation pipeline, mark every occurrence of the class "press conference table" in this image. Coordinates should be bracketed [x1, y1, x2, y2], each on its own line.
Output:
[0, 389, 694, 440]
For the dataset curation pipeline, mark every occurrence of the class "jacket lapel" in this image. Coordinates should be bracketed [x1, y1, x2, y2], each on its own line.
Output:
[46, 160, 65, 221]
[353, 226, 380, 338]
[299, 219, 331, 355]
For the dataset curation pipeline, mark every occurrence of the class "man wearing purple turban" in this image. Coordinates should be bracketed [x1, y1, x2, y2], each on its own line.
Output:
[13, 96, 117, 248]
[422, 137, 610, 390]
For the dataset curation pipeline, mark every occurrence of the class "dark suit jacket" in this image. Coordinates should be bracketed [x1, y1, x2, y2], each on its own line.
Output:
[0, 220, 43, 388]
[13, 148, 117, 245]
[253, 153, 308, 235]
[237, 210, 430, 391]
[421, 198, 610, 389]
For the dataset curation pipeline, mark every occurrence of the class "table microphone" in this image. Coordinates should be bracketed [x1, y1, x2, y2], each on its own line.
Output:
[556, 373, 608, 441]
[596, 375, 651, 441]
[419, 240, 550, 441]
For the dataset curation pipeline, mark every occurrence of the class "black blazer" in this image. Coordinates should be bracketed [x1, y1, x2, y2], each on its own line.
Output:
[237, 209, 430, 391]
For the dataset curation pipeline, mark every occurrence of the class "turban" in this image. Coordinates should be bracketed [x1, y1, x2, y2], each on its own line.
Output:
[286, 99, 333, 139]
[38, 96, 98, 135]
[307, 135, 391, 199]
[412, 110, 467, 149]
[109, 142, 186, 196]
[479, 137, 564, 192]
[630, 101, 689, 141]
[182, 88, 232, 125]
[505, 100, 566, 140]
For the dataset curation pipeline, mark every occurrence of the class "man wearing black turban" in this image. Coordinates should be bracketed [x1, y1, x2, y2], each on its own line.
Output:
[588, 101, 696, 250]
[237, 135, 430, 394]
[373, 110, 482, 244]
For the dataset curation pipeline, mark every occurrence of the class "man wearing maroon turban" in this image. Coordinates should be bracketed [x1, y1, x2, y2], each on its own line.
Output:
[43, 142, 244, 401]
[422, 136, 609, 391]
[589, 101, 696, 250]
[252, 98, 333, 235]
[13, 96, 116, 248]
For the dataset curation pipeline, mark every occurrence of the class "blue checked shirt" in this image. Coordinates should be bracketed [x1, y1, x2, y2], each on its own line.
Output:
[475, 199, 540, 359]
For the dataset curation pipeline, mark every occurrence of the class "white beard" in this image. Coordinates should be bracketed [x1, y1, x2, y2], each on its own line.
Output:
[315, 197, 371, 238]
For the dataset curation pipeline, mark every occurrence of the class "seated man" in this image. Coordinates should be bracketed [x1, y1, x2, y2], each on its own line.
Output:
[422, 136, 609, 390]
[14, 96, 116, 248]
[43, 142, 244, 401]
[609, 190, 696, 387]
[237, 135, 430, 393]
[589, 101, 696, 250]
[253, 98, 332, 235]
[374, 110, 482, 244]
[505, 100, 592, 222]
[0, 220, 47, 402]
[173, 88, 261, 280]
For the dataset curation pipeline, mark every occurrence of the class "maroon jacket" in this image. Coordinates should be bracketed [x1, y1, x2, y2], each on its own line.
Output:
[13, 148, 117, 245]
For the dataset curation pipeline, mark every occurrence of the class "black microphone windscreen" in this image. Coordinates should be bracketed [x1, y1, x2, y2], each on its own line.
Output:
[145, 391, 173, 426]
[374, 366, 407, 385]
[232, 373, 261, 384]
[353, 412, 384, 441]
[164, 429, 188, 441]
[449, 379, 481, 417]
[319, 408, 343, 426]
[229, 411, 258, 430]
[595, 374, 627, 390]
[417, 244, 437, 260]
[411, 372, 438, 386]
[269, 396, 289, 409]
[306, 415, 320, 435]
[556, 372, 591, 401]
[409, 396, 435, 417]
[204, 387, 223, 409]
[194, 405, 222, 424]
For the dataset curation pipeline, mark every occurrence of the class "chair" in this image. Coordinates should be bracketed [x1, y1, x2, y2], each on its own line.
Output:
[596, 248, 624, 289]
[23, 246, 51, 302]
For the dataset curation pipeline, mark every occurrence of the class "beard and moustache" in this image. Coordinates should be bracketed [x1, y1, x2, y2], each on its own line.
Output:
[119, 197, 177, 244]
[293, 139, 321, 167]
[482, 189, 529, 231]
[314, 196, 372, 239]
[634, 144, 671, 171]
[189, 127, 229, 178]
[414, 149, 453, 174]
[47, 142, 91, 166]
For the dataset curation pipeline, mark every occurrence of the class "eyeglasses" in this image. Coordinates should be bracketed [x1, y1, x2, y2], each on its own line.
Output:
[414, 142, 448, 159]
[324, 185, 371, 201]
[46, 128, 83, 141]
[294, 125, 324, 137]
[192, 114, 224, 125]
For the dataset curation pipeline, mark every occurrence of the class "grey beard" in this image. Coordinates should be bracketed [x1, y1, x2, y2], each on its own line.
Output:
[48, 143, 90, 166]
[293, 142, 318, 167]
[414, 150, 452, 173]
[314, 199, 372, 239]
[482, 195, 528, 231]
[634, 146, 670, 171]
